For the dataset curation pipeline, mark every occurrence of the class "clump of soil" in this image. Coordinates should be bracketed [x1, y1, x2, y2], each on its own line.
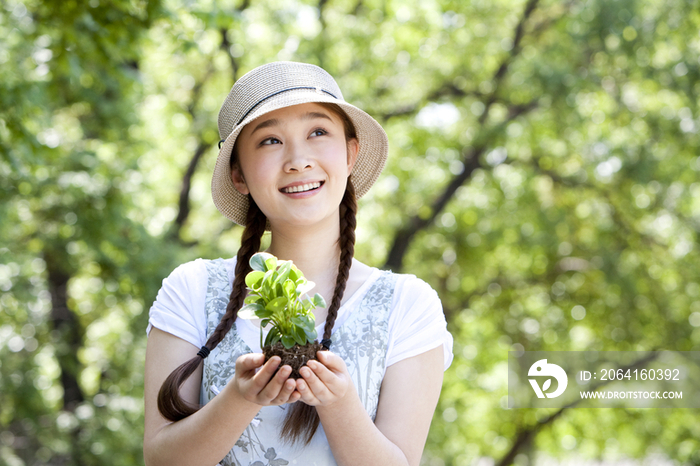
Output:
[263, 341, 325, 379]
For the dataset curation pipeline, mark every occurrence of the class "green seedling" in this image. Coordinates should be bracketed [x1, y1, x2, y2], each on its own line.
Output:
[238, 252, 326, 349]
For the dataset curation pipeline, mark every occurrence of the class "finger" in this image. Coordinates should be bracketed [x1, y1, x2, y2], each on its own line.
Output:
[286, 388, 302, 404]
[300, 364, 332, 402]
[271, 377, 298, 405]
[295, 378, 320, 406]
[251, 356, 281, 390]
[257, 364, 293, 402]
[236, 353, 266, 375]
[316, 351, 346, 372]
[307, 359, 340, 388]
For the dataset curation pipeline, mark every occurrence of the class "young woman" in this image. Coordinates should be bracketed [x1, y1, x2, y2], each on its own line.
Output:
[143, 61, 453, 466]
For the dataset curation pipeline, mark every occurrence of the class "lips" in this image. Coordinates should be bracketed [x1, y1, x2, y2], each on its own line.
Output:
[280, 181, 324, 194]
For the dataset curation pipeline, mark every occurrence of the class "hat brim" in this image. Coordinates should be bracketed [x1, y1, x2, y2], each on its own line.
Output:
[212, 89, 389, 227]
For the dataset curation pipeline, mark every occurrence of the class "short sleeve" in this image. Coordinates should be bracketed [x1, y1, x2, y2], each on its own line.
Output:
[386, 275, 454, 370]
[146, 259, 209, 348]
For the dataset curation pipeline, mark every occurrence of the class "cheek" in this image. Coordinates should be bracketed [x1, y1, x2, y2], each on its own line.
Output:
[242, 160, 277, 193]
[239, 151, 264, 177]
[325, 140, 353, 172]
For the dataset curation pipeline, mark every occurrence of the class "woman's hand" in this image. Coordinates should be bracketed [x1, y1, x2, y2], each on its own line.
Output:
[231, 354, 301, 406]
[294, 351, 352, 406]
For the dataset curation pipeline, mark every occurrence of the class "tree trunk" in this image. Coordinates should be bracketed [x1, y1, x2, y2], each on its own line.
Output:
[45, 253, 85, 412]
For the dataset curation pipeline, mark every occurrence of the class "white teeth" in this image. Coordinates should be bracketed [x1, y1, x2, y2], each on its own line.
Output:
[283, 182, 321, 193]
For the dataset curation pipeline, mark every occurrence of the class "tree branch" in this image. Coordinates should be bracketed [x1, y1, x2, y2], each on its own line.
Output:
[383, 97, 537, 271]
[220, 28, 240, 83]
[379, 0, 580, 124]
[379, 87, 486, 121]
[478, 0, 539, 125]
[383, 146, 484, 271]
[169, 5, 252, 240]
[220, 0, 252, 82]
[381, 0, 545, 270]
[171, 141, 208, 237]
[318, 0, 329, 30]
[351, 0, 364, 16]
[528, 158, 669, 251]
[315, 0, 330, 69]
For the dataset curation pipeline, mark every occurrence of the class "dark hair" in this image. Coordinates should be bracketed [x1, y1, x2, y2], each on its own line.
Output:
[157, 103, 358, 445]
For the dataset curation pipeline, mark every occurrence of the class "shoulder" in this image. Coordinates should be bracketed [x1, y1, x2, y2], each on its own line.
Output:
[152, 260, 206, 299]
[350, 260, 439, 299]
[347, 261, 441, 312]
[387, 271, 442, 308]
[161, 257, 237, 289]
[149, 259, 216, 348]
[168, 258, 208, 279]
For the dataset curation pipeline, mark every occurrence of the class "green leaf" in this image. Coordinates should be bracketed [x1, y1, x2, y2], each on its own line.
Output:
[263, 269, 275, 287]
[283, 279, 296, 298]
[289, 266, 301, 282]
[245, 270, 265, 288]
[265, 255, 277, 272]
[244, 295, 261, 305]
[304, 327, 318, 342]
[276, 261, 292, 284]
[265, 296, 288, 313]
[281, 335, 296, 349]
[265, 327, 280, 347]
[313, 293, 326, 308]
[275, 281, 284, 298]
[262, 269, 275, 296]
[250, 252, 272, 272]
[296, 280, 315, 296]
[260, 318, 270, 328]
[292, 316, 315, 332]
[292, 325, 306, 345]
[238, 303, 264, 319]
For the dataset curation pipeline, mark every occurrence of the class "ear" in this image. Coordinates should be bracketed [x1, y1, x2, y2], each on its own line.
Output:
[230, 166, 250, 195]
[346, 138, 359, 174]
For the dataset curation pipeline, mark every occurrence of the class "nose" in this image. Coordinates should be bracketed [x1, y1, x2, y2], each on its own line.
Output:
[283, 140, 314, 173]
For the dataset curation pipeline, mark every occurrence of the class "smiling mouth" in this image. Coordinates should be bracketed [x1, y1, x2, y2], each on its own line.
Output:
[280, 181, 324, 194]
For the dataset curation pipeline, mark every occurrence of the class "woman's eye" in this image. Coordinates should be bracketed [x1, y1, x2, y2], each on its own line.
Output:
[261, 137, 281, 145]
[310, 129, 327, 137]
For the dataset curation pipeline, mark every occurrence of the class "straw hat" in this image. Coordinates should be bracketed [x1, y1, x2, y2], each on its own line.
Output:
[212, 61, 389, 226]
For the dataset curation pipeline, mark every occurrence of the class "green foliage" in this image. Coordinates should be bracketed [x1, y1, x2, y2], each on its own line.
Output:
[239, 253, 324, 349]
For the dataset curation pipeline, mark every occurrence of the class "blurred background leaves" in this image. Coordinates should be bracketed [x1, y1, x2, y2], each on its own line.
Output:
[1, 0, 699, 464]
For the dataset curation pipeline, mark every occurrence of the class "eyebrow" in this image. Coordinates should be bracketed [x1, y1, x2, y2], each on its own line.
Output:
[250, 112, 333, 136]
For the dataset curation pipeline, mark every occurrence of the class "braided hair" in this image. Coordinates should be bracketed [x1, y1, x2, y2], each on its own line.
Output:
[280, 178, 356, 444]
[157, 198, 267, 421]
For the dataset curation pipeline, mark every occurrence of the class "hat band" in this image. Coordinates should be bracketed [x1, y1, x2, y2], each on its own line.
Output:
[236, 86, 338, 126]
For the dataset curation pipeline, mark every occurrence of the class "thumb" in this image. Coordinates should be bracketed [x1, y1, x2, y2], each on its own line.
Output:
[316, 350, 345, 371]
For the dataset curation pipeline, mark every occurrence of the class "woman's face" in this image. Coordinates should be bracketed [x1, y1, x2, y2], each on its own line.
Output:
[231, 103, 359, 230]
